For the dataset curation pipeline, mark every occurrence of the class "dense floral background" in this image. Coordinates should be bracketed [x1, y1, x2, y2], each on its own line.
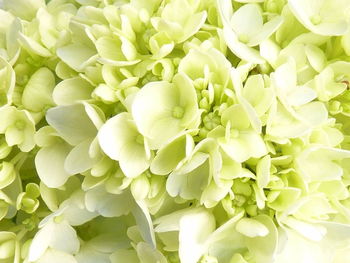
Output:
[0, 0, 350, 262]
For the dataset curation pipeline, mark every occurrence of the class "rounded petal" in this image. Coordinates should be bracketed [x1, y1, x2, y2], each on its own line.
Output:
[46, 104, 97, 145]
[35, 143, 72, 188]
[53, 77, 95, 106]
[98, 112, 150, 178]
[64, 139, 95, 175]
[132, 81, 181, 148]
[22, 67, 55, 112]
[57, 44, 97, 72]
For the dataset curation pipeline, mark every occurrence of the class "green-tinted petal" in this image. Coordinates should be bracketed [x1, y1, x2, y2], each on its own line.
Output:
[230, 4, 263, 39]
[46, 104, 97, 145]
[222, 26, 265, 64]
[178, 11, 207, 43]
[18, 33, 51, 57]
[166, 152, 209, 199]
[179, 209, 215, 263]
[0, 57, 15, 106]
[132, 200, 156, 248]
[98, 112, 150, 178]
[150, 133, 188, 175]
[295, 146, 350, 182]
[256, 155, 271, 189]
[3, 0, 44, 20]
[96, 37, 140, 66]
[64, 138, 95, 175]
[35, 143, 72, 188]
[136, 242, 166, 263]
[110, 249, 139, 263]
[85, 186, 133, 217]
[288, 0, 350, 36]
[22, 67, 55, 112]
[53, 77, 94, 106]
[245, 215, 278, 263]
[57, 44, 97, 72]
[248, 16, 283, 46]
[132, 74, 198, 149]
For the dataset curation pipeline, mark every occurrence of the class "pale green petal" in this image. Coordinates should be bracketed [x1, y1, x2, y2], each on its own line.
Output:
[179, 209, 215, 263]
[18, 33, 51, 57]
[295, 101, 328, 126]
[248, 16, 283, 47]
[219, 151, 242, 180]
[57, 44, 97, 72]
[166, 152, 209, 199]
[60, 190, 98, 226]
[3, 0, 44, 20]
[149, 32, 174, 59]
[5, 125, 23, 147]
[268, 188, 301, 211]
[136, 242, 166, 263]
[245, 215, 278, 263]
[46, 104, 97, 145]
[293, 195, 336, 220]
[150, 133, 187, 175]
[96, 37, 140, 66]
[295, 146, 350, 182]
[242, 74, 274, 116]
[37, 249, 78, 263]
[220, 130, 267, 163]
[256, 155, 271, 189]
[22, 67, 55, 112]
[178, 11, 207, 43]
[0, 162, 15, 189]
[53, 77, 94, 106]
[85, 187, 133, 217]
[75, 244, 111, 263]
[230, 4, 263, 39]
[288, 0, 350, 36]
[110, 249, 139, 263]
[173, 73, 199, 126]
[49, 221, 80, 254]
[132, 200, 156, 248]
[0, 57, 15, 106]
[205, 212, 245, 262]
[132, 81, 181, 149]
[64, 139, 95, 175]
[37, 8, 58, 50]
[235, 218, 269, 238]
[274, 227, 332, 263]
[98, 112, 150, 178]
[151, 18, 183, 44]
[266, 101, 311, 139]
[304, 44, 326, 72]
[234, 0, 264, 2]
[35, 143, 72, 188]
[28, 223, 53, 261]
[221, 104, 250, 130]
[200, 179, 232, 208]
[223, 26, 265, 64]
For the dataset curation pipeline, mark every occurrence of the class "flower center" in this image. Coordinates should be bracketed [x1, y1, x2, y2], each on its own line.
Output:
[135, 134, 144, 145]
[14, 120, 25, 130]
[172, 106, 184, 119]
[310, 14, 322, 25]
[238, 34, 249, 44]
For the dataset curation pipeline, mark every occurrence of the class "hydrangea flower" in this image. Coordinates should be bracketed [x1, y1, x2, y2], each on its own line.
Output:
[0, 0, 350, 263]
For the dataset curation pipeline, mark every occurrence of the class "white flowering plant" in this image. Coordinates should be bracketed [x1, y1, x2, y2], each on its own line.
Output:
[0, 0, 350, 262]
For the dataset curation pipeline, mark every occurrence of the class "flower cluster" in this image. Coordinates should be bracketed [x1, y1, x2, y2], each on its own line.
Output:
[0, 0, 350, 262]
